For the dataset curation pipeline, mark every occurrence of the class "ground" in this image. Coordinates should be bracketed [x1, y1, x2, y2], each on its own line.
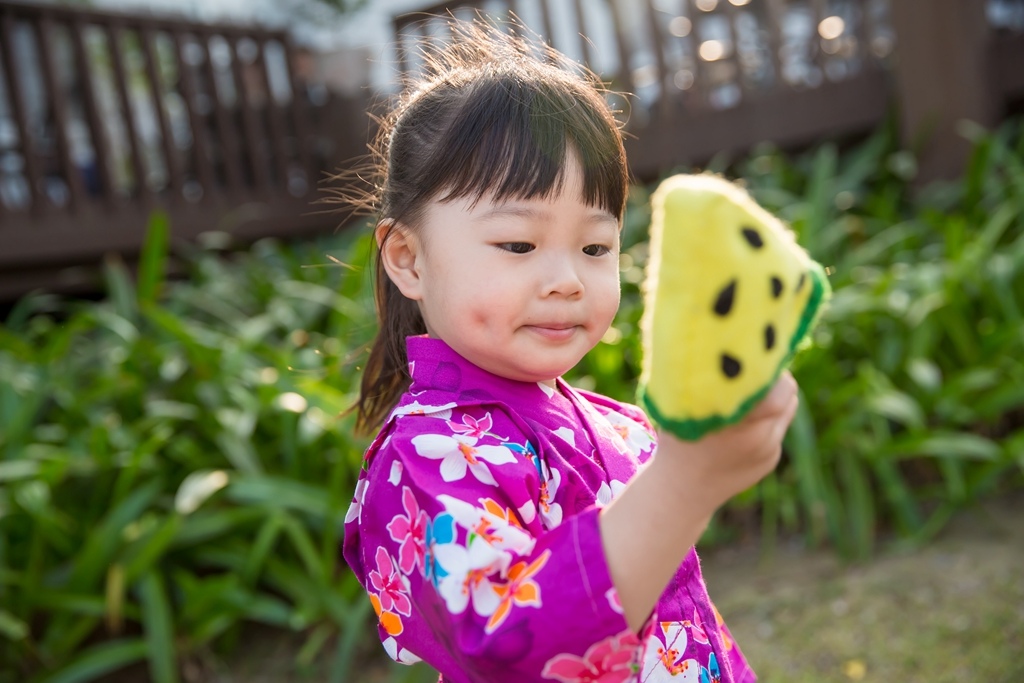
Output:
[208, 492, 1024, 683]
[703, 491, 1024, 682]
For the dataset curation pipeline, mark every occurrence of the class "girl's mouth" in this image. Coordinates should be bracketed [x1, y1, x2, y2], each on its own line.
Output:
[525, 324, 579, 341]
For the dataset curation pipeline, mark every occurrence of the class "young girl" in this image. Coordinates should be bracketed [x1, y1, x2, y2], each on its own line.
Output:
[342, 21, 798, 683]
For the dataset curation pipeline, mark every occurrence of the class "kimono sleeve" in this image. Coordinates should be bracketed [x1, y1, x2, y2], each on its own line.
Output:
[346, 404, 642, 683]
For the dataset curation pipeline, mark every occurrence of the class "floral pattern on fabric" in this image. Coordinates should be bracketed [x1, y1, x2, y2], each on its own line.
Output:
[542, 629, 641, 683]
[387, 487, 430, 575]
[342, 337, 756, 683]
[412, 432, 517, 485]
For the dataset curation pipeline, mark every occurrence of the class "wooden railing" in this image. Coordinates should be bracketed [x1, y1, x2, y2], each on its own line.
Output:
[2, 0, 1022, 299]
[393, 0, 1024, 182]
[393, 0, 895, 181]
[0, 1, 366, 298]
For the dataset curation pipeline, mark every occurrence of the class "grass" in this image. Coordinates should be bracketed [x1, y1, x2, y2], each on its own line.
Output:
[704, 492, 1024, 683]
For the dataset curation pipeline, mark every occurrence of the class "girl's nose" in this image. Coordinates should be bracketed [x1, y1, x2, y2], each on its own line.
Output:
[542, 254, 584, 298]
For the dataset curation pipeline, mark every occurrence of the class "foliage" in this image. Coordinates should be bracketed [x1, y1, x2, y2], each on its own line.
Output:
[1, 118, 1023, 681]
[0, 222, 379, 682]
[569, 118, 1024, 559]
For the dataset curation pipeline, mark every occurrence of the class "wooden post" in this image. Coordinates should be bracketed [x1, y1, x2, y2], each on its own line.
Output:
[890, 0, 997, 183]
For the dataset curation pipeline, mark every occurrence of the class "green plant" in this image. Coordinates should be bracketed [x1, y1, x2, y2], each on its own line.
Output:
[569, 118, 1024, 559]
[0, 217, 379, 682]
[4, 117, 1024, 682]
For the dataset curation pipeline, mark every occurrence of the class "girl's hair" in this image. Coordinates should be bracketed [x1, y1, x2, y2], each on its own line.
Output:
[352, 19, 629, 435]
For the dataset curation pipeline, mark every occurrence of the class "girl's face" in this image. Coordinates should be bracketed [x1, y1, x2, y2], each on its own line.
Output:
[383, 155, 621, 385]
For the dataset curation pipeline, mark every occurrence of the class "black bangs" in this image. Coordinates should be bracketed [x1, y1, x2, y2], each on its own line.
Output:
[417, 72, 627, 218]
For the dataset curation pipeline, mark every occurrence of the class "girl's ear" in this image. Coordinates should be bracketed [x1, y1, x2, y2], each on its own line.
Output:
[377, 220, 424, 301]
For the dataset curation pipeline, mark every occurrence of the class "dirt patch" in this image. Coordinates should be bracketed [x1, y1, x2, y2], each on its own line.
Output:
[701, 492, 1024, 683]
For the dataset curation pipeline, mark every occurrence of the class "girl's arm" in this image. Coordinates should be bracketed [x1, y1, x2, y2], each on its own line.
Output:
[599, 371, 799, 632]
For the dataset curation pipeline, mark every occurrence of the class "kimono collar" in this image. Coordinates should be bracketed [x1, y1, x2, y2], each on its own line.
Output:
[404, 335, 567, 406]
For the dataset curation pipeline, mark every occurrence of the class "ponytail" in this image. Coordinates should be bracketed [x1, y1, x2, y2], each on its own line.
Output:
[354, 233, 426, 435]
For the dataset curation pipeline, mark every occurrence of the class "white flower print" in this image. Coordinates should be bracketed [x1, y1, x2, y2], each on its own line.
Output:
[392, 400, 457, 420]
[600, 410, 656, 457]
[538, 463, 563, 529]
[640, 622, 699, 681]
[596, 479, 628, 507]
[553, 427, 576, 447]
[605, 587, 624, 615]
[412, 434, 516, 485]
[437, 494, 536, 556]
[433, 534, 508, 617]
[388, 461, 403, 486]
[345, 478, 368, 524]
[382, 636, 422, 665]
[518, 499, 537, 524]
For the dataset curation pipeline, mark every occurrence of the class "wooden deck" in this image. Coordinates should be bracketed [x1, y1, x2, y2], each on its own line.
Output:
[1, 0, 1022, 300]
[0, 0, 367, 298]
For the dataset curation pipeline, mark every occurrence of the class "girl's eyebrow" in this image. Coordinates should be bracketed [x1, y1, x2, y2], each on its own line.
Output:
[476, 205, 619, 226]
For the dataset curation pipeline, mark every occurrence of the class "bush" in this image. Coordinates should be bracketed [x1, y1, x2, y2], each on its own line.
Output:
[0, 219, 379, 682]
[1, 118, 1023, 681]
[569, 118, 1024, 559]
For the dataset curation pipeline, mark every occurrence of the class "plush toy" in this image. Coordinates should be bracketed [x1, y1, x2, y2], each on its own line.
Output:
[637, 174, 830, 441]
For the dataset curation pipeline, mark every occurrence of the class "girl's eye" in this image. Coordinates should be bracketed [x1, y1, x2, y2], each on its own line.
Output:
[583, 244, 611, 256]
[497, 242, 534, 254]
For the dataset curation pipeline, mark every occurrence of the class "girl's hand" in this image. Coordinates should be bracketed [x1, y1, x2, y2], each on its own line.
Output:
[600, 372, 799, 631]
[654, 371, 799, 518]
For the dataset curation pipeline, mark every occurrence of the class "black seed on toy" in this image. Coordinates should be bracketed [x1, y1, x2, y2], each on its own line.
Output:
[741, 227, 764, 248]
[721, 353, 742, 379]
[714, 280, 737, 316]
[796, 272, 806, 292]
[771, 276, 783, 299]
[765, 324, 776, 351]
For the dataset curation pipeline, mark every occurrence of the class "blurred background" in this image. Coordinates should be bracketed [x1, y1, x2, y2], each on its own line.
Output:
[0, 0, 1022, 681]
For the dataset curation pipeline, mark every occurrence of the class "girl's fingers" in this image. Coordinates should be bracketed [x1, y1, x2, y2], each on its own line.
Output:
[748, 371, 798, 421]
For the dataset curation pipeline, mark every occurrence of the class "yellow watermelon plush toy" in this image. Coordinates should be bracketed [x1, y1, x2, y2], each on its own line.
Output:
[638, 174, 830, 441]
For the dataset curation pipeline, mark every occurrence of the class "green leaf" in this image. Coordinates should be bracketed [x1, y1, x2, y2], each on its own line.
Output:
[137, 572, 179, 683]
[138, 212, 170, 306]
[866, 389, 925, 430]
[37, 639, 148, 683]
[123, 515, 183, 583]
[226, 475, 346, 527]
[69, 479, 163, 590]
[102, 254, 139, 323]
[0, 609, 29, 641]
[883, 433, 1002, 461]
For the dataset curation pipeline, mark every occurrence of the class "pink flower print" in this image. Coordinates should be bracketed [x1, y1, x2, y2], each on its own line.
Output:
[682, 609, 710, 646]
[368, 546, 412, 617]
[447, 412, 498, 439]
[412, 433, 516, 485]
[387, 486, 430, 575]
[542, 629, 641, 683]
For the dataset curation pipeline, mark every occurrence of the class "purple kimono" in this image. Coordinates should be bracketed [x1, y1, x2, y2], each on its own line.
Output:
[343, 337, 755, 683]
